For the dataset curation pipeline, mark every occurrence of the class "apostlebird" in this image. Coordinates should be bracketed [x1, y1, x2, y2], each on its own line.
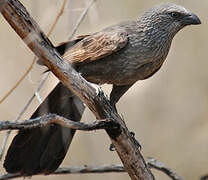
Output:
[4, 3, 201, 175]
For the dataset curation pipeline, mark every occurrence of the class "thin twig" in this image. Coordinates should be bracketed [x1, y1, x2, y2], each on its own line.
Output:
[147, 158, 184, 180]
[0, 165, 125, 180]
[0, 114, 114, 131]
[68, 0, 97, 40]
[0, 159, 185, 180]
[47, 0, 67, 37]
[0, 59, 36, 104]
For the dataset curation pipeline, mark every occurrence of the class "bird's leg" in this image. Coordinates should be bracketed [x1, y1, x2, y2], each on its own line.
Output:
[110, 84, 134, 112]
[109, 84, 135, 150]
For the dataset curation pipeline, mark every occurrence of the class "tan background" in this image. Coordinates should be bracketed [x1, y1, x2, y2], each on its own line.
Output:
[0, 0, 207, 179]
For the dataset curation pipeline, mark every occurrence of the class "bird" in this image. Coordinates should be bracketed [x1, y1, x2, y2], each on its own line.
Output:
[4, 3, 201, 176]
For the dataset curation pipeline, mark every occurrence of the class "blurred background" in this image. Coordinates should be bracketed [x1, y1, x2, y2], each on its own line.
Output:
[0, 0, 207, 179]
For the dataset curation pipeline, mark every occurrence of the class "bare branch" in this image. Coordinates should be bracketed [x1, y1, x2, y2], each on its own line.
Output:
[147, 158, 184, 180]
[0, 1, 154, 179]
[0, 159, 185, 180]
[0, 114, 115, 131]
[0, 165, 125, 180]
[47, 0, 67, 36]
[68, 0, 97, 40]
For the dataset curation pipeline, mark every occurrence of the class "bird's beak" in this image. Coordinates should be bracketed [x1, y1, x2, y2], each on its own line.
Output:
[183, 13, 201, 25]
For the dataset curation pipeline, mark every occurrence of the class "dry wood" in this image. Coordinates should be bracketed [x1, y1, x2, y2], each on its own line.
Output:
[0, 158, 184, 180]
[0, 114, 114, 131]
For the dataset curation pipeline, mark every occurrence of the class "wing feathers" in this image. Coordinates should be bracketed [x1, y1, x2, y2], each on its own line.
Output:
[63, 30, 128, 64]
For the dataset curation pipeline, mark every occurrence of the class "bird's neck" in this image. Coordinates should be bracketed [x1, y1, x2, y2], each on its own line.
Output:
[137, 15, 179, 39]
[134, 20, 175, 62]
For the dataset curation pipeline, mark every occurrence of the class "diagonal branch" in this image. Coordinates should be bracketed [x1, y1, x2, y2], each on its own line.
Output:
[0, 1, 154, 179]
[0, 114, 115, 131]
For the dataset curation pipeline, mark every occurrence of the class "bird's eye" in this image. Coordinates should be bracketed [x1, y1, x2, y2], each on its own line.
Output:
[169, 12, 181, 18]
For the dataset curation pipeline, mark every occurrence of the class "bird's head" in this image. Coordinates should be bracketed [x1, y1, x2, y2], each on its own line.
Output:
[140, 3, 201, 36]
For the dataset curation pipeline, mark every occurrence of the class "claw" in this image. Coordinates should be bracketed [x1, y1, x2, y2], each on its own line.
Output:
[130, 131, 142, 150]
[109, 143, 115, 151]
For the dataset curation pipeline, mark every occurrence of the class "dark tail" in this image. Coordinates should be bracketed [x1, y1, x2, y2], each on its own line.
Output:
[4, 83, 85, 175]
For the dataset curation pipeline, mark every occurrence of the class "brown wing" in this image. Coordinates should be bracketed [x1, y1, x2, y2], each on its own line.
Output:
[55, 35, 90, 55]
[63, 30, 129, 64]
[37, 35, 90, 66]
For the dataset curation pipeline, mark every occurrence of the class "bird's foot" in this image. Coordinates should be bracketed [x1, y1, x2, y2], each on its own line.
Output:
[109, 143, 115, 151]
[130, 131, 142, 150]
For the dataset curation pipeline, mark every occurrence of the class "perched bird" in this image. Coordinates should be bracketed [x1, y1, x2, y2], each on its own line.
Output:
[4, 3, 201, 175]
